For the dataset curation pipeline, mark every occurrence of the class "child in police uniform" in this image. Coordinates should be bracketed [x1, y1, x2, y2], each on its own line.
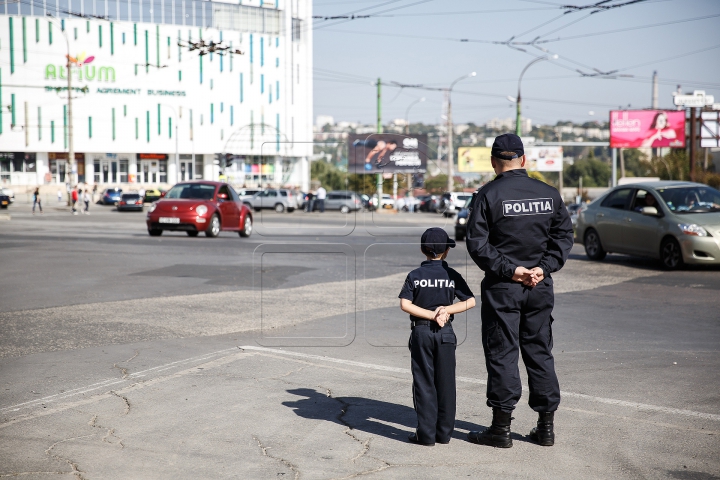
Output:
[399, 227, 476, 446]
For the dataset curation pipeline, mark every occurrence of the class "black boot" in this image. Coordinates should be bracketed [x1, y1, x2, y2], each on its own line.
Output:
[467, 409, 513, 448]
[529, 411, 555, 446]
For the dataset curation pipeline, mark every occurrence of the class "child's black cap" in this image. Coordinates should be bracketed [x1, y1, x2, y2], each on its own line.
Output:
[421, 227, 456, 256]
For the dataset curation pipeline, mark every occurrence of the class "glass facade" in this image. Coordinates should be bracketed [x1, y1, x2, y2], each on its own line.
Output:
[0, 0, 283, 33]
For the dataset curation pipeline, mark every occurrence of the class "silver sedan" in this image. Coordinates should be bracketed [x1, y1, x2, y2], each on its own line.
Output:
[575, 181, 720, 269]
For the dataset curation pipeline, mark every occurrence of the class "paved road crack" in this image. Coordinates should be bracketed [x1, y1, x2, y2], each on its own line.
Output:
[252, 435, 300, 480]
[112, 350, 139, 379]
[321, 386, 372, 465]
[110, 391, 130, 415]
[88, 414, 124, 449]
[45, 434, 95, 480]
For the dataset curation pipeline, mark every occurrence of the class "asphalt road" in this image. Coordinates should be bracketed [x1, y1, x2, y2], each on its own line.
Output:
[1, 203, 719, 479]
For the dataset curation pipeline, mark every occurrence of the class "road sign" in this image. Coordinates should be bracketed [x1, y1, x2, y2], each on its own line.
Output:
[673, 90, 715, 107]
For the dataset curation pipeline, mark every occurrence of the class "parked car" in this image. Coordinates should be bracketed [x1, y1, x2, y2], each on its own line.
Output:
[566, 203, 582, 228]
[117, 193, 144, 212]
[144, 188, 163, 203]
[442, 192, 474, 217]
[0, 188, 15, 203]
[370, 193, 395, 210]
[417, 195, 437, 212]
[146, 181, 253, 238]
[236, 188, 262, 206]
[576, 181, 720, 269]
[454, 196, 474, 241]
[0, 192, 10, 209]
[101, 188, 123, 205]
[249, 188, 298, 213]
[325, 190, 363, 214]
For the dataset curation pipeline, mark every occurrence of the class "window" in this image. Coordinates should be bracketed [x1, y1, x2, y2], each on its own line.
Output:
[657, 186, 720, 213]
[280, 190, 288, 197]
[267, 190, 277, 197]
[218, 185, 231, 199]
[601, 188, 632, 210]
[119, 159, 128, 183]
[292, 18, 301, 41]
[631, 189, 661, 213]
[166, 183, 215, 199]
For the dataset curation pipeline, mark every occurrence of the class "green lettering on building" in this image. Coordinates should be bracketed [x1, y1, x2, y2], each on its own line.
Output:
[44, 64, 116, 82]
[45, 64, 57, 79]
[98, 66, 115, 82]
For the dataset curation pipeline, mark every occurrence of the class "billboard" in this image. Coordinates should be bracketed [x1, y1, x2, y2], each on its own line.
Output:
[458, 147, 493, 173]
[526, 146, 563, 172]
[610, 110, 686, 148]
[348, 134, 428, 174]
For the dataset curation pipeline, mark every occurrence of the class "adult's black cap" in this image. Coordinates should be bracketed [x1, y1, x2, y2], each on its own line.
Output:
[491, 133, 524, 160]
[421, 227, 456, 256]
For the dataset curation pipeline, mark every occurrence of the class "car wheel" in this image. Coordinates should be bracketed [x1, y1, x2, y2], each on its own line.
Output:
[148, 229, 162, 236]
[239, 215, 253, 238]
[205, 214, 221, 238]
[340, 205, 350, 214]
[584, 228, 607, 260]
[274, 203, 285, 213]
[254, 207, 261, 212]
[187, 231, 199, 237]
[660, 237, 684, 270]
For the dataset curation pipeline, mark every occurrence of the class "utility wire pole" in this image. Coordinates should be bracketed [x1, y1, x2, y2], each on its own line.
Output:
[447, 72, 475, 193]
[376, 78, 382, 208]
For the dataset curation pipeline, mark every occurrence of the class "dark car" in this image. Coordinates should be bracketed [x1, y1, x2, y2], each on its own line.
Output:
[117, 193, 144, 212]
[101, 188, 123, 205]
[146, 181, 253, 238]
[454, 196, 474, 241]
[0, 192, 10, 209]
[417, 194, 436, 212]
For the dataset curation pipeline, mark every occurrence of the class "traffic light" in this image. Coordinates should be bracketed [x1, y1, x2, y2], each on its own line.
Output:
[225, 154, 233, 168]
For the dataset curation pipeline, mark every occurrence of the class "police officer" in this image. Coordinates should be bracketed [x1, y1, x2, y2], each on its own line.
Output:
[465, 134, 574, 448]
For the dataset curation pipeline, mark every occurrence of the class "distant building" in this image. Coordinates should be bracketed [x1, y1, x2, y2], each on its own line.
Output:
[316, 115, 335, 129]
[486, 118, 531, 134]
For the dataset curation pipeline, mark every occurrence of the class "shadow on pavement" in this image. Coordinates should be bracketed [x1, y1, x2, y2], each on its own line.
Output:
[283, 388, 534, 445]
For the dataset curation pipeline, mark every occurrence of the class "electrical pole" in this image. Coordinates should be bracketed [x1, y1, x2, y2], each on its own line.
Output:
[447, 72, 475, 193]
[516, 55, 557, 137]
[689, 107, 696, 181]
[67, 51, 74, 189]
[376, 78, 383, 208]
[652, 71, 658, 109]
[611, 148, 617, 187]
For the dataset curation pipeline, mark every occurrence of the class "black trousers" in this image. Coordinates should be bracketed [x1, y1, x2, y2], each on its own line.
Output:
[481, 276, 560, 413]
[409, 323, 457, 444]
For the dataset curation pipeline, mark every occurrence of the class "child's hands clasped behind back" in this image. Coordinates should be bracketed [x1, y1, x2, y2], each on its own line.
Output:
[434, 306, 449, 327]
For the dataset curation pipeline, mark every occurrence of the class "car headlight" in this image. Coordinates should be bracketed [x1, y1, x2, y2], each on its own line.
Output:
[458, 217, 467, 225]
[148, 203, 157, 213]
[196, 205, 208, 216]
[678, 223, 709, 237]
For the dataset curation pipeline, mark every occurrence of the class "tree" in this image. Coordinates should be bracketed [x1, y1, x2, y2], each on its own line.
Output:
[311, 160, 345, 191]
[424, 174, 449, 194]
[563, 157, 611, 187]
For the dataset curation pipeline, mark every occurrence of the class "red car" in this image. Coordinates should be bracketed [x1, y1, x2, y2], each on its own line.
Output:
[145, 181, 253, 238]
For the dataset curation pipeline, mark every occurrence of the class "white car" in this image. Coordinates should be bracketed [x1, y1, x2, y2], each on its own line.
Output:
[441, 192, 473, 216]
[369, 193, 396, 210]
[236, 188, 262, 206]
[0, 188, 14, 203]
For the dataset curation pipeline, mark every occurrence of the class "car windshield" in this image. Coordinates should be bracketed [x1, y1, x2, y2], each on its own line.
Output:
[165, 184, 216, 200]
[464, 197, 473, 209]
[656, 186, 720, 213]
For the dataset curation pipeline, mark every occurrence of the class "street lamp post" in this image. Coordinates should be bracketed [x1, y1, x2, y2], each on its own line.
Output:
[405, 97, 425, 135]
[447, 72, 476, 193]
[404, 97, 425, 212]
[515, 55, 557, 136]
[47, 15, 77, 194]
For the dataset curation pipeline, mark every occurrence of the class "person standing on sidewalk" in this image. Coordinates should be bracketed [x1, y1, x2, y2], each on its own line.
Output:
[83, 189, 91, 214]
[71, 187, 79, 215]
[315, 185, 327, 213]
[32, 188, 43, 215]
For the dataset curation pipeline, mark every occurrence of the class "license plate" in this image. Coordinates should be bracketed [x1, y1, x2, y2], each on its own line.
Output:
[127, 200, 136, 204]
[159, 217, 180, 224]
[1, 201, 7, 205]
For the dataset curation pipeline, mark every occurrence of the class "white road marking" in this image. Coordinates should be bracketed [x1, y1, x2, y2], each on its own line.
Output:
[241, 345, 720, 423]
[0, 347, 238, 414]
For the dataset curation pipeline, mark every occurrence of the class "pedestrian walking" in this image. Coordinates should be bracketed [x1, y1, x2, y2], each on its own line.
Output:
[315, 185, 326, 213]
[465, 134, 574, 448]
[304, 191, 314, 212]
[83, 189, 91, 214]
[92, 184, 98, 204]
[57, 189, 63, 203]
[399, 227, 476, 446]
[71, 187, 79, 215]
[32, 188, 43, 215]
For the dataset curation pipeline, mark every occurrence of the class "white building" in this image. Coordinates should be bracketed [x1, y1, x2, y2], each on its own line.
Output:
[486, 118, 531, 134]
[0, 0, 313, 191]
[315, 115, 334, 130]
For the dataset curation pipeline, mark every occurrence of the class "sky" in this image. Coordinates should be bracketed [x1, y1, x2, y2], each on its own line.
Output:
[311, 0, 720, 127]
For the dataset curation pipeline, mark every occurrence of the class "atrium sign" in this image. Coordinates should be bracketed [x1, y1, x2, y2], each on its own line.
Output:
[45, 54, 116, 82]
[673, 90, 715, 108]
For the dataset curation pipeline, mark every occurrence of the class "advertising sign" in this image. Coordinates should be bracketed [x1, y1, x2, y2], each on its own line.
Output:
[458, 147, 493, 173]
[525, 146, 563, 172]
[700, 111, 720, 148]
[348, 134, 428, 174]
[610, 110, 686, 148]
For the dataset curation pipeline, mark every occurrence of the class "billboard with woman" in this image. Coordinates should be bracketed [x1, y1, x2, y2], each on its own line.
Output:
[610, 110, 686, 148]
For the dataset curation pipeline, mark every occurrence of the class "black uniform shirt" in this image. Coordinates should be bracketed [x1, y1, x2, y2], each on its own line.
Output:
[465, 169, 574, 280]
[398, 260, 474, 323]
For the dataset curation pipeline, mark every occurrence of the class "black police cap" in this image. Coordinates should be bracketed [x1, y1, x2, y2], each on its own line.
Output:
[491, 133, 524, 160]
[421, 227, 456, 256]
